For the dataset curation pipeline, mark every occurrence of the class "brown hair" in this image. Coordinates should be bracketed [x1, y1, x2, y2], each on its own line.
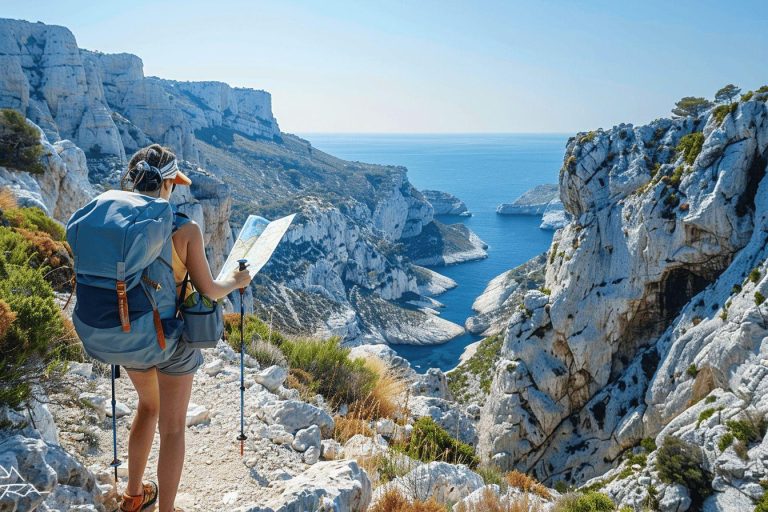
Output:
[128, 144, 176, 171]
[122, 144, 177, 192]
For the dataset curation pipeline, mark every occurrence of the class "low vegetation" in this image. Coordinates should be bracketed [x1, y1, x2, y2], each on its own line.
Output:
[506, 470, 551, 499]
[224, 314, 382, 407]
[552, 492, 614, 512]
[0, 197, 81, 408]
[368, 488, 444, 512]
[0, 109, 45, 174]
[397, 416, 479, 468]
[712, 103, 738, 125]
[447, 334, 502, 402]
[676, 132, 705, 166]
[655, 436, 712, 508]
[454, 487, 544, 512]
[750, 268, 762, 284]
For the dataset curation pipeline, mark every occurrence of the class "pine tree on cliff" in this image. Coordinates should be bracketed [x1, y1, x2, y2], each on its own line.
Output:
[714, 84, 741, 104]
[672, 96, 713, 119]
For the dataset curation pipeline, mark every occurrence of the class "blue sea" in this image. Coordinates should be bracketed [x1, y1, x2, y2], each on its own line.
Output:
[303, 133, 568, 372]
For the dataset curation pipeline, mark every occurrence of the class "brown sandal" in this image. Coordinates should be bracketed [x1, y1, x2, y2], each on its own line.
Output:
[119, 481, 158, 511]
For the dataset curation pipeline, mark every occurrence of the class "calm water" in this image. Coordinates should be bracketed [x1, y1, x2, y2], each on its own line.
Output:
[303, 133, 568, 371]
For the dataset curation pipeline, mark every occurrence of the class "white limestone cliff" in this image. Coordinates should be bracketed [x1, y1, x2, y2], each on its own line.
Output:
[421, 189, 470, 216]
[478, 93, 768, 500]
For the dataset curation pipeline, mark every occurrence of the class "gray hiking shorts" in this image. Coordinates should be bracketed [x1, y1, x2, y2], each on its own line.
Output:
[123, 341, 203, 376]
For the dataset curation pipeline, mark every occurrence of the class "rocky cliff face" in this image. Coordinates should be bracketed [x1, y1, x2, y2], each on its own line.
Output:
[0, 18, 279, 175]
[0, 120, 96, 220]
[479, 93, 768, 496]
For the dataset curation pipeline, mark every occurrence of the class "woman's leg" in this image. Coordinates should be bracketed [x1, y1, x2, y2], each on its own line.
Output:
[156, 371, 194, 512]
[125, 369, 160, 496]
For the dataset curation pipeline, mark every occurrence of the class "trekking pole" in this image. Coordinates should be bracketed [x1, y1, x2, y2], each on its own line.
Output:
[236, 259, 248, 456]
[110, 365, 122, 482]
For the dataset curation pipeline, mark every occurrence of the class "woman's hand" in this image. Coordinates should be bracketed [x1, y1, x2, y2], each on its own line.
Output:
[232, 267, 251, 290]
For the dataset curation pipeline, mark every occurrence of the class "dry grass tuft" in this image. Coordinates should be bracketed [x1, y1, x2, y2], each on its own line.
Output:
[506, 470, 552, 499]
[368, 488, 445, 512]
[332, 415, 374, 444]
[348, 356, 406, 420]
[285, 367, 316, 401]
[0, 188, 17, 211]
[454, 487, 543, 512]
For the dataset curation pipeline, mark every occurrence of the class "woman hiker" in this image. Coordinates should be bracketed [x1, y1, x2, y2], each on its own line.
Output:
[118, 145, 252, 512]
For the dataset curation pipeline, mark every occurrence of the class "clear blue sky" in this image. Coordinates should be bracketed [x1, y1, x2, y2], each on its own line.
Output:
[3, 0, 766, 133]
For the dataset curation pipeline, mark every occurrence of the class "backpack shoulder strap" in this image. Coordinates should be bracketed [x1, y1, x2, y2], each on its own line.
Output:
[173, 211, 191, 233]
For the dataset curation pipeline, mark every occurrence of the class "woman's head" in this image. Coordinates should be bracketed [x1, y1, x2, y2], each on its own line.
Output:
[123, 144, 192, 198]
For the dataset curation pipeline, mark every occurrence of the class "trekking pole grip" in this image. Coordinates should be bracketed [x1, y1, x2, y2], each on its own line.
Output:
[237, 259, 247, 295]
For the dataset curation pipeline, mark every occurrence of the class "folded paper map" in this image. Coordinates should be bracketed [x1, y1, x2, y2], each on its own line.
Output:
[216, 213, 295, 281]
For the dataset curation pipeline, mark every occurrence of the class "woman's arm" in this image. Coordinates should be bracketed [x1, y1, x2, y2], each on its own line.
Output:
[173, 222, 251, 300]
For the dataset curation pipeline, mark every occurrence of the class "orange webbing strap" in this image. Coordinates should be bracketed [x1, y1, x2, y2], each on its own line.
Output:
[152, 309, 166, 350]
[116, 281, 130, 333]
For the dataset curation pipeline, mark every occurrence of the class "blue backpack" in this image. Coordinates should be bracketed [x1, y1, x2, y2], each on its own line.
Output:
[66, 190, 187, 368]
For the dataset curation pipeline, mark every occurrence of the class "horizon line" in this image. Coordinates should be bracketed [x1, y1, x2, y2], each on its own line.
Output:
[294, 131, 575, 136]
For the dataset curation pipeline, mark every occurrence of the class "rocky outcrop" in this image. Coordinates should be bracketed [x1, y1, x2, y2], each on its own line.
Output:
[247, 197, 465, 345]
[0, 18, 279, 169]
[0, 120, 96, 222]
[496, 183, 558, 215]
[479, 95, 768, 489]
[539, 197, 567, 230]
[497, 183, 570, 229]
[465, 253, 547, 336]
[421, 189, 470, 216]
[372, 462, 484, 505]
[403, 220, 488, 266]
[251, 460, 372, 512]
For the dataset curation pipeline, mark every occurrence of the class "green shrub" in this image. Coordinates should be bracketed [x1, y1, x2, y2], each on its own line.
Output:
[697, 407, 719, 426]
[756, 292, 766, 307]
[705, 395, 717, 404]
[668, 165, 686, 187]
[400, 416, 479, 468]
[676, 132, 705, 166]
[553, 491, 614, 512]
[625, 452, 647, 467]
[224, 313, 287, 350]
[224, 314, 377, 405]
[656, 437, 712, 507]
[712, 103, 738, 125]
[640, 437, 657, 452]
[475, 465, 507, 490]
[757, 85, 768, 94]
[755, 488, 768, 512]
[733, 284, 743, 294]
[0, 109, 45, 174]
[4, 207, 66, 240]
[750, 268, 762, 284]
[687, 364, 698, 377]
[718, 432, 734, 451]
[448, 334, 503, 401]
[726, 418, 765, 444]
[280, 337, 377, 406]
[0, 237, 67, 407]
[741, 91, 754, 102]
[578, 131, 597, 144]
